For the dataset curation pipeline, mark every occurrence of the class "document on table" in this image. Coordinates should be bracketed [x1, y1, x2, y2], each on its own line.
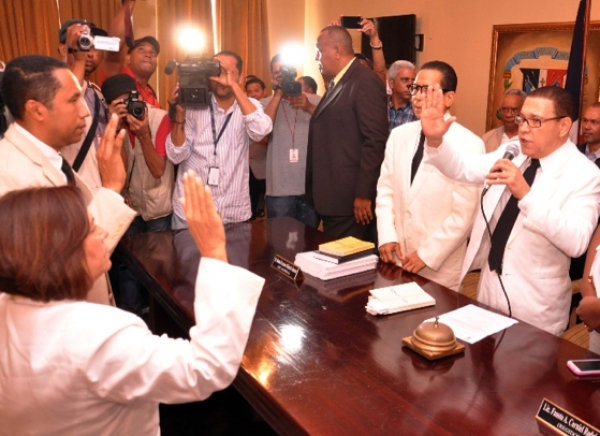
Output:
[426, 304, 518, 344]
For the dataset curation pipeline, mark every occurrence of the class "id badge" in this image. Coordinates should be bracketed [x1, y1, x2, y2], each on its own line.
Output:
[290, 148, 299, 163]
[208, 166, 220, 186]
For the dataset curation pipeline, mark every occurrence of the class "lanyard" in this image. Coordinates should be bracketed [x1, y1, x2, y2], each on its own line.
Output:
[209, 102, 233, 157]
[281, 102, 298, 148]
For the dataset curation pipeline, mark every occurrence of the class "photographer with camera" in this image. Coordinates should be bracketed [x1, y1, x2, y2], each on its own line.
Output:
[101, 0, 161, 108]
[167, 51, 272, 228]
[58, 19, 110, 192]
[261, 54, 321, 228]
[101, 73, 174, 316]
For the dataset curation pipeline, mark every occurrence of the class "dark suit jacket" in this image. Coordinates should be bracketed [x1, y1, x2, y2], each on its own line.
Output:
[570, 143, 600, 280]
[305, 59, 388, 216]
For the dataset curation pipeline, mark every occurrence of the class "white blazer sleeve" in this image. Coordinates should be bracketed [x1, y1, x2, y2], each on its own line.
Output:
[88, 188, 136, 253]
[83, 258, 265, 404]
[375, 134, 400, 247]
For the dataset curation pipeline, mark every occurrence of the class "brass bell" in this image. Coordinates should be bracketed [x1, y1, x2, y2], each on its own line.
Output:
[402, 317, 465, 360]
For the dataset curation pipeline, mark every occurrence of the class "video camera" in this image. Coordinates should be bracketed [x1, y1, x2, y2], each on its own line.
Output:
[123, 90, 146, 120]
[77, 31, 120, 52]
[164, 57, 221, 107]
[279, 65, 302, 97]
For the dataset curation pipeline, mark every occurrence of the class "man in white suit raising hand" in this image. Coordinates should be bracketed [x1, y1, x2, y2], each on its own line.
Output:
[376, 60, 484, 290]
[420, 84, 600, 335]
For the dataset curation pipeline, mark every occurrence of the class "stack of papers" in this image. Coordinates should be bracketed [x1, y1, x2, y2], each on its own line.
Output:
[366, 282, 435, 316]
[426, 304, 518, 344]
[295, 251, 378, 281]
[303, 269, 377, 302]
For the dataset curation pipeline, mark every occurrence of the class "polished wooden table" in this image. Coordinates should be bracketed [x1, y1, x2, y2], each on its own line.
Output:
[119, 217, 600, 435]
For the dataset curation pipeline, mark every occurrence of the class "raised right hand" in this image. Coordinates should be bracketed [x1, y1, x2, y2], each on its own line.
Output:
[417, 84, 455, 148]
[97, 113, 127, 193]
[181, 170, 228, 263]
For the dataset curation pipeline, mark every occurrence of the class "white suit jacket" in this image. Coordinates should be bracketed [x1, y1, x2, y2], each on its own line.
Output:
[0, 124, 136, 304]
[376, 119, 484, 290]
[0, 258, 265, 436]
[424, 139, 600, 335]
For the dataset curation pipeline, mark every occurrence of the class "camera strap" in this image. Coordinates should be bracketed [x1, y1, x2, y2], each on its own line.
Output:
[73, 89, 100, 172]
[209, 103, 233, 158]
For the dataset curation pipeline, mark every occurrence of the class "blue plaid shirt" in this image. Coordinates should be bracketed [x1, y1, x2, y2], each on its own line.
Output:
[388, 99, 417, 131]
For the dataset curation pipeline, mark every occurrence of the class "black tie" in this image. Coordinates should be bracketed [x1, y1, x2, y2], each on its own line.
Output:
[410, 131, 426, 184]
[61, 158, 76, 186]
[488, 158, 540, 274]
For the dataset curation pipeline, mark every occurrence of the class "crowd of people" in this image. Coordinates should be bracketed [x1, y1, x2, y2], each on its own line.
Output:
[3, 0, 600, 432]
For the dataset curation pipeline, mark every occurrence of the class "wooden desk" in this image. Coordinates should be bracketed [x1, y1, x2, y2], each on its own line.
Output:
[119, 217, 600, 435]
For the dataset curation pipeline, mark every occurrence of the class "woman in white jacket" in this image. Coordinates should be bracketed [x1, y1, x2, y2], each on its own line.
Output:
[577, 225, 600, 354]
[0, 171, 264, 436]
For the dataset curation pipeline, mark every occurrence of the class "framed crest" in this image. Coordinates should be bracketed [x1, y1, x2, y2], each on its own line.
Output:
[486, 21, 600, 131]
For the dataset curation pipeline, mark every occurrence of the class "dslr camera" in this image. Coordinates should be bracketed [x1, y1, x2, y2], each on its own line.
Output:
[278, 65, 302, 97]
[124, 91, 146, 120]
[164, 57, 221, 107]
[77, 31, 119, 52]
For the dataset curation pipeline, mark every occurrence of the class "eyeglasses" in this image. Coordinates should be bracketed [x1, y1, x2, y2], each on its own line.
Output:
[408, 84, 451, 95]
[500, 107, 520, 115]
[514, 115, 567, 128]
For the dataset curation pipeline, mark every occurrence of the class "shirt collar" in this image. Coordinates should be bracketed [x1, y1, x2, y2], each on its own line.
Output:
[13, 122, 64, 177]
[538, 139, 576, 174]
[332, 57, 356, 88]
[585, 144, 600, 160]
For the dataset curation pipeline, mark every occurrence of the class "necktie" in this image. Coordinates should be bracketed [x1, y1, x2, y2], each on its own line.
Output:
[61, 158, 76, 186]
[488, 158, 540, 274]
[410, 131, 426, 184]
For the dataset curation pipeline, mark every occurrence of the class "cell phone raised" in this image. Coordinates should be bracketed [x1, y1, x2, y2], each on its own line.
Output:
[566, 359, 600, 376]
[340, 16, 362, 29]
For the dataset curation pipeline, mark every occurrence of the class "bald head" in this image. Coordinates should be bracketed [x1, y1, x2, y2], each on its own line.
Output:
[315, 26, 355, 78]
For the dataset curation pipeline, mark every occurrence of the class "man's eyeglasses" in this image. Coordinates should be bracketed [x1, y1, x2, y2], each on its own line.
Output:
[514, 115, 567, 128]
[408, 84, 451, 95]
[500, 107, 520, 115]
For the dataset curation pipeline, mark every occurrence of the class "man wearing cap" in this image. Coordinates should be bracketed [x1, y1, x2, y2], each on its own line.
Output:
[102, 73, 174, 316]
[101, 0, 160, 108]
[58, 19, 109, 192]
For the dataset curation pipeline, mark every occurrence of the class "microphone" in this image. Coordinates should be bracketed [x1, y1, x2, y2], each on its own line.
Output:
[164, 60, 178, 75]
[482, 141, 521, 196]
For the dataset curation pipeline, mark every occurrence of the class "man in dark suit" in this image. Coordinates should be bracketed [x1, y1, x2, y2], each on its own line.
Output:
[305, 26, 388, 243]
[570, 103, 600, 280]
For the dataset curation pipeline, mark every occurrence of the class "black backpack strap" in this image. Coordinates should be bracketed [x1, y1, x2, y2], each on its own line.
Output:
[72, 90, 101, 172]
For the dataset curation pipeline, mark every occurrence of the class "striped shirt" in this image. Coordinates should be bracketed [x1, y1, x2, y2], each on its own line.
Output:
[166, 95, 272, 224]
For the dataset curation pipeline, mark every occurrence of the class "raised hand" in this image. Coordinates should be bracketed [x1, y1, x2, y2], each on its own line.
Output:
[418, 84, 456, 148]
[181, 170, 228, 263]
[97, 113, 127, 193]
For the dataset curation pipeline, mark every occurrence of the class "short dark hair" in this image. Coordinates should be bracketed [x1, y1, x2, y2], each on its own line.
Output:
[299, 76, 318, 93]
[270, 54, 283, 72]
[215, 50, 243, 74]
[321, 26, 354, 55]
[0, 186, 92, 302]
[1, 55, 68, 121]
[420, 60, 458, 92]
[245, 75, 265, 90]
[528, 86, 575, 120]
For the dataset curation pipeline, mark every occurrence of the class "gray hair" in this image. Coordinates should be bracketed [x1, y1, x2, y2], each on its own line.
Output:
[388, 60, 416, 80]
[503, 88, 526, 100]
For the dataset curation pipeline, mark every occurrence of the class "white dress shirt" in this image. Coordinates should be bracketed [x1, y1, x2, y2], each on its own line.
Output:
[0, 258, 265, 436]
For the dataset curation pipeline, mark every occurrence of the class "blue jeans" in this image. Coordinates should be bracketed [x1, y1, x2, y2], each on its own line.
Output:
[265, 195, 320, 228]
[112, 214, 172, 318]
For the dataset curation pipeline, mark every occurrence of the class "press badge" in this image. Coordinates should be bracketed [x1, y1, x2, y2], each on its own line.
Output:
[290, 149, 299, 163]
[208, 166, 220, 186]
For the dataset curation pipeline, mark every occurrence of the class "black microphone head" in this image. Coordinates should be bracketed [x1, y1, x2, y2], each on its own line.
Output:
[164, 60, 178, 75]
[502, 141, 521, 160]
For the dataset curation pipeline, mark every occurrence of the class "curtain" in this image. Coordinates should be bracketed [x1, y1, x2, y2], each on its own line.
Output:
[0, 0, 121, 83]
[215, 0, 270, 89]
[156, 0, 213, 105]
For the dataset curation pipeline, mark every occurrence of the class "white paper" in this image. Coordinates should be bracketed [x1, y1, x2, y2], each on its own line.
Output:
[366, 282, 435, 315]
[426, 304, 518, 344]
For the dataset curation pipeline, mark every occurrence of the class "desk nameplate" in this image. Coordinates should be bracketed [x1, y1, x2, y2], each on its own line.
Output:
[271, 254, 302, 281]
[536, 398, 599, 436]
